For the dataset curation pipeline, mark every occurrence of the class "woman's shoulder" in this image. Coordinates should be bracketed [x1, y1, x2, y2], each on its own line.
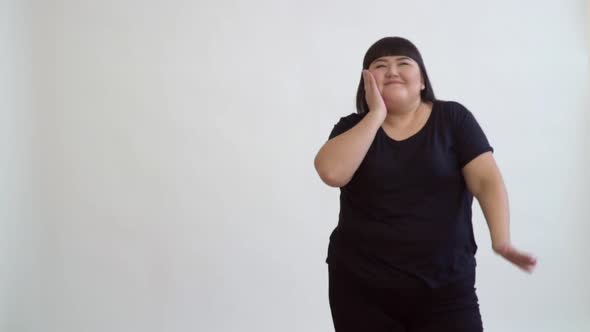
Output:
[435, 99, 470, 113]
[434, 99, 475, 123]
[339, 111, 365, 120]
[328, 112, 366, 139]
[334, 111, 366, 126]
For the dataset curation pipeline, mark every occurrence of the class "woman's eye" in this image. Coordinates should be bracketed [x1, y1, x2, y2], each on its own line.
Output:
[376, 65, 386, 68]
[400, 62, 409, 66]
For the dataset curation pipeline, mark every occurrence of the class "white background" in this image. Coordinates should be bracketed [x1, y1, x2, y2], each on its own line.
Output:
[2, 0, 589, 331]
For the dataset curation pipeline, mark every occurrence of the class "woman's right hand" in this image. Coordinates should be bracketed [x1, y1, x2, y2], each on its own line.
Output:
[362, 70, 387, 120]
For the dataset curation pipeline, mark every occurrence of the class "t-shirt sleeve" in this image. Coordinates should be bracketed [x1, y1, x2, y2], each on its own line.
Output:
[328, 113, 363, 140]
[451, 102, 494, 168]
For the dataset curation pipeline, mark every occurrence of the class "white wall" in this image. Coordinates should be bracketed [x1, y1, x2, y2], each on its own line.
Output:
[7, 0, 588, 331]
[0, 1, 41, 331]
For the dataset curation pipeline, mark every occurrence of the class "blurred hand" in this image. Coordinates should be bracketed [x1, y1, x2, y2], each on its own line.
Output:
[494, 243, 537, 273]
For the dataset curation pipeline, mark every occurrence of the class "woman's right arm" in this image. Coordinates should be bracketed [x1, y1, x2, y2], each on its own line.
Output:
[314, 110, 385, 187]
[314, 70, 387, 187]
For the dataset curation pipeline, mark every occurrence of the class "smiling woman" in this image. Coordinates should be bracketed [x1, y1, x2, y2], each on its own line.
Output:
[367, 56, 425, 110]
[355, 37, 436, 117]
[313, 36, 537, 332]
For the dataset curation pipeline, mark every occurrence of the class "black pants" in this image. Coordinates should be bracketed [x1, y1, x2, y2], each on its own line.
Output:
[328, 263, 483, 332]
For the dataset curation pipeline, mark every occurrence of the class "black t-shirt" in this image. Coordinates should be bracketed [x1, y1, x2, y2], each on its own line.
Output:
[325, 100, 494, 288]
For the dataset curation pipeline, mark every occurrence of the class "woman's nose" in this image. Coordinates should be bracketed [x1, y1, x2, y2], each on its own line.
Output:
[385, 66, 399, 77]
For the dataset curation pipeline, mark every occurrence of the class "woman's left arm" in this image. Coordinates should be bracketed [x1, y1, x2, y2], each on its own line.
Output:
[462, 151, 538, 273]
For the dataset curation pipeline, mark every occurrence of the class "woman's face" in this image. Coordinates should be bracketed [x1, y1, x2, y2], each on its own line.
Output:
[367, 55, 424, 105]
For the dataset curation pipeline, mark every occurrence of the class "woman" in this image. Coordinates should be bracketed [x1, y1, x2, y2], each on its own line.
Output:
[313, 37, 537, 332]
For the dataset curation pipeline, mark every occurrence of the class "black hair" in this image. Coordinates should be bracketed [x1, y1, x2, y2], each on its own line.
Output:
[355, 37, 436, 115]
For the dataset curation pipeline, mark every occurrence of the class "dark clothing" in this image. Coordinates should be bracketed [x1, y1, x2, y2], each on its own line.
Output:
[325, 100, 494, 289]
[328, 262, 483, 332]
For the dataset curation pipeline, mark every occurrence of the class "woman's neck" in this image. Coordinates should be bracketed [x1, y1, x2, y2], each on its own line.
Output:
[383, 99, 423, 129]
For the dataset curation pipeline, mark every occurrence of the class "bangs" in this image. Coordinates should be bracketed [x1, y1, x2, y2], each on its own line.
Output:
[362, 37, 423, 69]
[355, 36, 436, 114]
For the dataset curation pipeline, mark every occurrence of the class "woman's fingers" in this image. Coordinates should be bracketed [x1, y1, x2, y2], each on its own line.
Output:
[362, 70, 386, 113]
[364, 70, 378, 94]
[362, 70, 371, 93]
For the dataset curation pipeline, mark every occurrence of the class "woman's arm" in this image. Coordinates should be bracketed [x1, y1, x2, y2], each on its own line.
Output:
[314, 70, 387, 187]
[462, 152, 538, 272]
[314, 111, 383, 187]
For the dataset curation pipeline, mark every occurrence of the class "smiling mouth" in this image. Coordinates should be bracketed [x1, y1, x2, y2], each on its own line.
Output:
[385, 81, 404, 85]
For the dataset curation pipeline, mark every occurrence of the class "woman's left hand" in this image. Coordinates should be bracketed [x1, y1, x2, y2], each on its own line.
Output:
[494, 243, 538, 273]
